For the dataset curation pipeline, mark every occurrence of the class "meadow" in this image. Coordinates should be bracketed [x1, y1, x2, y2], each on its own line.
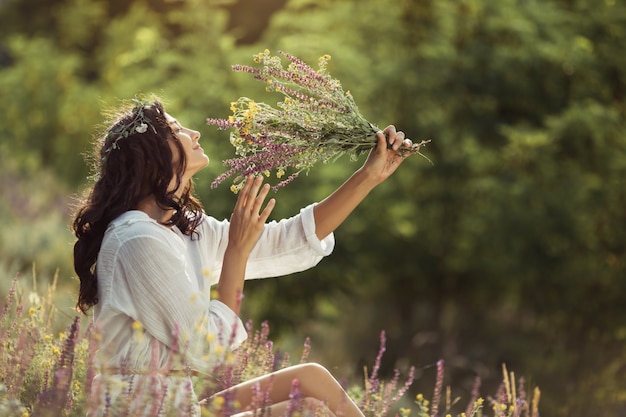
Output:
[1, 273, 539, 417]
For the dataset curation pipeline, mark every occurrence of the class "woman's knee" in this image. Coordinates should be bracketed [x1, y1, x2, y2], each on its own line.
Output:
[291, 363, 338, 391]
[294, 362, 333, 379]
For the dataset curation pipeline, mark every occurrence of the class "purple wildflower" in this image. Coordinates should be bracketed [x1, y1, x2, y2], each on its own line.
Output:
[368, 330, 387, 392]
[465, 376, 482, 417]
[0, 274, 18, 325]
[299, 337, 311, 364]
[285, 378, 303, 417]
[33, 316, 81, 415]
[431, 359, 444, 417]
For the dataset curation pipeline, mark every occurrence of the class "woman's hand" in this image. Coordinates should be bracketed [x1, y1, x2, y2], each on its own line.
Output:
[359, 125, 415, 185]
[228, 175, 276, 255]
[218, 175, 275, 313]
[312, 125, 415, 240]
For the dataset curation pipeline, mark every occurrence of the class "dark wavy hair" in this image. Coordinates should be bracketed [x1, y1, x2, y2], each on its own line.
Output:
[72, 99, 203, 314]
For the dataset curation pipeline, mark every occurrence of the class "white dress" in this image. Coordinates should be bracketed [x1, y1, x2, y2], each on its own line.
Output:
[88, 204, 334, 416]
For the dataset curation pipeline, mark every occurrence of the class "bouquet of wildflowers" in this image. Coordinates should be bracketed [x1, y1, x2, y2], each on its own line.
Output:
[207, 49, 430, 192]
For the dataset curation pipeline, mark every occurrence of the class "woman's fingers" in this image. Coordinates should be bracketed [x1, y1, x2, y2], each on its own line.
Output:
[259, 195, 276, 223]
[235, 175, 255, 210]
[229, 175, 276, 253]
[250, 177, 268, 212]
[379, 125, 411, 151]
[235, 175, 275, 223]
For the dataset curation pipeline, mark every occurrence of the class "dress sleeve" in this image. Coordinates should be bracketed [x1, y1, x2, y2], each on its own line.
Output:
[202, 203, 335, 286]
[114, 234, 247, 364]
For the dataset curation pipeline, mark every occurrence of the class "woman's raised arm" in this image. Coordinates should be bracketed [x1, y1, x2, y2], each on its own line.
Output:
[217, 175, 275, 314]
[313, 125, 414, 240]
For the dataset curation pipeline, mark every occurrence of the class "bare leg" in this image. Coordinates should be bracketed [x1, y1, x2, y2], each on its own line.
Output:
[211, 363, 364, 417]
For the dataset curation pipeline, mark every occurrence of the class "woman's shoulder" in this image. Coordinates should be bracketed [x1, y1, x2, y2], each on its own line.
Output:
[196, 212, 228, 234]
[105, 211, 174, 243]
[109, 210, 159, 229]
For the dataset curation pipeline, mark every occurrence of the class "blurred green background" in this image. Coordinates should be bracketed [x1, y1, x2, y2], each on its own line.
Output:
[1, 0, 625, 415]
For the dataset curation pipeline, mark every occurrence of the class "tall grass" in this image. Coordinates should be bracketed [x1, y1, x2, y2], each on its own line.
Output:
[0, 274, 540, 417]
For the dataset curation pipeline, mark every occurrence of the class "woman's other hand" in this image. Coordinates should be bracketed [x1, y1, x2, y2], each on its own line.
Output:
[359, 125, 415, 186]
[228, 175, 276, 256]
[218, 175, 275, 313]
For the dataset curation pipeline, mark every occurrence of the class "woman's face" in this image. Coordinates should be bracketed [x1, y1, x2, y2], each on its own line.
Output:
[166, 113, 209, 178]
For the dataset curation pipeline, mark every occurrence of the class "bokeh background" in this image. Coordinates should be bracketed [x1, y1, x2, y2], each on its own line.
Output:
[1, 0, 625, 416]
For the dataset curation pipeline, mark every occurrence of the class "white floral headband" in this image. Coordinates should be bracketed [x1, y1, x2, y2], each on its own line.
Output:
[102, 99, 157, 160]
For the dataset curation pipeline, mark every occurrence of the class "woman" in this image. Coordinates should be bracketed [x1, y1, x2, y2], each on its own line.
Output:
[73, 98, 414, 416]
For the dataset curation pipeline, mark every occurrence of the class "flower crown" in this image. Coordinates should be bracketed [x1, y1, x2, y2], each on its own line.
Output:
[102, 99, 157, 160]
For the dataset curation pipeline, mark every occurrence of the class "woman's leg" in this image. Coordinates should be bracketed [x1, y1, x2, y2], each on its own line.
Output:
[212, 363, 364, 417]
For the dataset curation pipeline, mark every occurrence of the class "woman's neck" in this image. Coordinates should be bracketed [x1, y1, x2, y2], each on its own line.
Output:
[135, 195, 175, 224]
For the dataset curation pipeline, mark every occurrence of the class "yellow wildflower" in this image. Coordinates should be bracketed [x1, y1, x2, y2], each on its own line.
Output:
[276, 168, 285, 179]
[263, 170, 270, 177]
[248, 100, 258, 115]
[416, 394, 423, 401]
[212, 395, 225, 409]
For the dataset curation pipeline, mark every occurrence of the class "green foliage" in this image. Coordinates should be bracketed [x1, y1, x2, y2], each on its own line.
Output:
[1, 0, 625, 416]
[0, 154, 74, 283]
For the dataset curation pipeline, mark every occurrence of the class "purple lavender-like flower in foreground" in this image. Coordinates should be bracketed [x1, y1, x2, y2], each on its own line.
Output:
[34, 316, 81, 416]
[431, 359, 444, 417]
[465, 376, 482, 417]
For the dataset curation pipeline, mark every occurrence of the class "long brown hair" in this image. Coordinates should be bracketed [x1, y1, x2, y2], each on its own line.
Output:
[72, 99, 203, 314]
